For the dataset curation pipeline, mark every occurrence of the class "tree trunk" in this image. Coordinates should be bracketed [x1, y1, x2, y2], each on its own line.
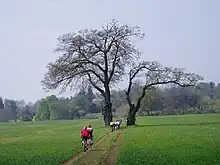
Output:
[103, 88, 112, 126]
[102, 84, 113, 126]
[103, 102, 112, 126]
[146, 110, 150, 116]
[126, 104, 137, 126]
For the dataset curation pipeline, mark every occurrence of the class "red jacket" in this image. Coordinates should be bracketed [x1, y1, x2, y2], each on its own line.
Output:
[81, 129, 89, 137]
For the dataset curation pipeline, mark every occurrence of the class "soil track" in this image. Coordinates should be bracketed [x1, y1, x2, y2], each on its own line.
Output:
[104, 132, 123, 165]
[61, 132, 111, 165]
[61, 131, 123, 165]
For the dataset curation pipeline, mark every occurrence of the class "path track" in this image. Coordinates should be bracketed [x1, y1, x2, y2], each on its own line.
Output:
[61, 130, 123, 165]
[104, 132, 123, 165]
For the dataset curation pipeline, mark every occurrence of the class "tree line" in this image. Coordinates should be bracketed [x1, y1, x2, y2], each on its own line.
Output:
[1, 81, 220, 123]
[0, 86, 100, 122]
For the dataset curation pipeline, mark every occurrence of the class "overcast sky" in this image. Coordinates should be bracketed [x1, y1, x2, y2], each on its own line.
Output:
[0, 0, 219, 102]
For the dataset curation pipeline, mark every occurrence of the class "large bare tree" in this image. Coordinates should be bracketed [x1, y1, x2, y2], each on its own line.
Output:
[41, 20, 144, 126]
[125, 61, 203, 126]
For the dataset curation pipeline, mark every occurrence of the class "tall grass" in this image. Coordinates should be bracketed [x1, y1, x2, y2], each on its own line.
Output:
[118, 114, 220, 165]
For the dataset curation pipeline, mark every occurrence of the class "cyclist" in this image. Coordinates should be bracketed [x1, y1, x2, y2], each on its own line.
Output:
[87, 125, 93, 144]
[81, 127, 89, 144]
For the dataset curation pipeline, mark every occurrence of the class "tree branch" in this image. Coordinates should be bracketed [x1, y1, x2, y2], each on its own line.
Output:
[77, 44, 105, 73]
[109, 43, 119, 82]
[125, 60, 203, 113]
[42, 19, 145, 108]
[135, 80, 194, 113]
[87, 73, 105, 97]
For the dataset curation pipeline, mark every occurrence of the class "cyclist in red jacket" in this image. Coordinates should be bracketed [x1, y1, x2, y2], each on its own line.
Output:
[81, 127, 89, 142]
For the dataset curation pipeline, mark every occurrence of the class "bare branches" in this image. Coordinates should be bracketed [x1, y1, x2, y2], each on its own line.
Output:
[87, 73, 105, 97]
[125, 60, 203, 112]
[42, 19, 144, 95]
[129, 61, 202, 88]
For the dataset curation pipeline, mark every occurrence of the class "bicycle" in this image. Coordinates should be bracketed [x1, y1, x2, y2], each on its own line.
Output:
[82, 137, 91, 152]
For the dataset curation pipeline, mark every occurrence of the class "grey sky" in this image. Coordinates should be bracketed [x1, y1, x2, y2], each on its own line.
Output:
[0, 0, 219, 102]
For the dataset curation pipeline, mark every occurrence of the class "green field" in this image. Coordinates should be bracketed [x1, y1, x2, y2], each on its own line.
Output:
[0, 114, 220, 165]
[118, 114, 220, 165]
[0, 119, 108, 165]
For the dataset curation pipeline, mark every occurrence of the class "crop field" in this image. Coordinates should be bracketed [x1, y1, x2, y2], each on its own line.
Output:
[0, 114, 220, 165]
[0, 119, 108, 165]
[118, 114, 220, 165]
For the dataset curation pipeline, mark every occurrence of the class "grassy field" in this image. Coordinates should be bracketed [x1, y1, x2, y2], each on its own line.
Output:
[118, 114, 220, 165]
[0, 119, 108, 165]
[1, 114, 220, 165]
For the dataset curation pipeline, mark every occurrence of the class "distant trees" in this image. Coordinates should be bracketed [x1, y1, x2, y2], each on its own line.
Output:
[34, 88, 100, 121]
[134, 82, 220, 115]
[0, 97, 4, 109]
[4, 99, 18, 122]
[15, 100, 35, 121]
[20, 105, 33, 121]
[1, 80, 220, 123]
[47, 95, 69, 120]
[36, 95, 70, 120]
[141, 87, 158, 116]
[36, 98, 50, 120]
[68, 92, 87, 119]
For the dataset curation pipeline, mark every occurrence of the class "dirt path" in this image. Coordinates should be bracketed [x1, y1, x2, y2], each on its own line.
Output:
[61, 131, 123, 165]
[104, 132, 123, 165]
[61, 132, 112, 165]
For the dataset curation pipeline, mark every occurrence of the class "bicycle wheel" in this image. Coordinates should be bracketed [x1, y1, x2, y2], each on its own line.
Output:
[87, 138, 91, 148]
[83, 139, 87, 152]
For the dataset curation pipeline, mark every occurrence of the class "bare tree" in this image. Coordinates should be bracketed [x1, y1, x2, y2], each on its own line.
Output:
[41, 19, 144, 126]
[125, 61, 203, 126]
